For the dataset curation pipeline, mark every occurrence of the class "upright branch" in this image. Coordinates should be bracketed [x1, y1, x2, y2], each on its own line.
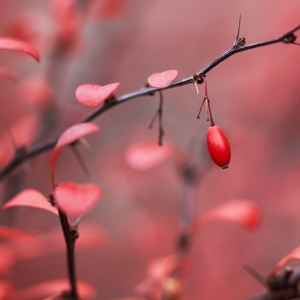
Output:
[0, 25, 299, 180]
[58, 209, 79, 300]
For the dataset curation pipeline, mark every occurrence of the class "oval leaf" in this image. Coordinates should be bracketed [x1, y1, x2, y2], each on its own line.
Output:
[54, 181, 102, 217]
[124, 141, 173, 171]
[11, 279, 95, 300]
[148, 70, 178, 88]
[0, 37, 40, 62]
[76, 82, 120, 107]
[3, 189, 58, 215]
[50, 123, 99, 186]
[272, 246, 300, 275]
[194, 199, 260, 231]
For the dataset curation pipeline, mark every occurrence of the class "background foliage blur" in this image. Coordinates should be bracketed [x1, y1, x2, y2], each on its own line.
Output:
[0, 0, 299, 299]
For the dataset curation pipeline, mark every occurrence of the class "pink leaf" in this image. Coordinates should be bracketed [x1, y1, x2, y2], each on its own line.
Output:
[50, 123, 99, 186]
[11, 279, 95, 300]
[0, 66, 17, 82]
[0, 225, 33, 241]
[53, 181, 102, 217]
[148, 70, 178, 88]
[272, 245, 300, 275]
[76, 82, 120, 107]
[124, 141, 173, 171]
[3, 189, 58, 216]
[0, 37, 40, 62]
[194, 199, 260, 231]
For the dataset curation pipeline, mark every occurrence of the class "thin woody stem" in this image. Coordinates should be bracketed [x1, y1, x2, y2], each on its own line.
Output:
[158, 90, 164, 145]
[0, 25, 299, 179]
[58, 209, 79, 299]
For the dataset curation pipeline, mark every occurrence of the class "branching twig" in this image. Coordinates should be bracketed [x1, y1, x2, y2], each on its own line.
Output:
[0, 25, 299, 180]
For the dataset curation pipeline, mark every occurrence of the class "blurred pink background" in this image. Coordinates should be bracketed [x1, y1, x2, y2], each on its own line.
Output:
[0, 0, 299, 299]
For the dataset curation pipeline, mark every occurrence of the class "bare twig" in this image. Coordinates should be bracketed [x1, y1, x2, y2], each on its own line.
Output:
[0, 25, 299, 180]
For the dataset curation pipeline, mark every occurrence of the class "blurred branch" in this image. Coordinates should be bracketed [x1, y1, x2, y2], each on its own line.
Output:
[0, 25, 299, 180]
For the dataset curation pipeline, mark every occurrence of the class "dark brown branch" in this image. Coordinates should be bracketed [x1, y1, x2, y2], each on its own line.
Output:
[0, 25, 299, 180]
[58, 209, 79, 300]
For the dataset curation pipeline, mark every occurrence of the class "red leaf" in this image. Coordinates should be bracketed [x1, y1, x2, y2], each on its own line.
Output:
[11, 279, 95, 300]
[54, 181, 102, 217]
[0, 37, 40, 62]
[0, 66, 17, 82]
[0, 225, 33, 241]
[124, 141, 173, 171]
[193, 199, 260, 231]
[76, 82, 120, 107]
[272, 245, 300, 274]
[50, 123, 99, 186]
[148, 70, 178, 88]
[3, 189, 58, 215]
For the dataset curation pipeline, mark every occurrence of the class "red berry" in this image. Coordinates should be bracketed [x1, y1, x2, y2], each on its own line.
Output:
[206, 125, 231, 169]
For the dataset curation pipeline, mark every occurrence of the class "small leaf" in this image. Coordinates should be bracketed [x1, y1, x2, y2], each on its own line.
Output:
[124, 141, 173, 171]
[0, 37, 40, 62]
[76, 83, 120, 107]
[53, 181, 102, 217]
[272, 246, 300, 275]
[194, 199, 260, 231]
[3, 189, 58, 215]
[50, 122, 99, 186]
[11, 279, 95, 300]
[148, 70, 178, 88]
[0, 66, 17, 82]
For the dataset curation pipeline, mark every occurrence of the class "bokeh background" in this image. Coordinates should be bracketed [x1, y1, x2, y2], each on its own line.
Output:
[0, 0, 299, 299]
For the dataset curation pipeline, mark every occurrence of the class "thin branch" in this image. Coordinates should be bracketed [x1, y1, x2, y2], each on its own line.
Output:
[0, 25, 299, 180]
[58, 209, 79, 300]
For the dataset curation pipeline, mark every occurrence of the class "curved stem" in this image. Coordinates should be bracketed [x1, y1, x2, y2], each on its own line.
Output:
[0, 25, 299, 180]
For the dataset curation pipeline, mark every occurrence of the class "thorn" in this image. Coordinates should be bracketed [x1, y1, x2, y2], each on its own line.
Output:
[244, 265, 268, 288]
[79, 138, 91, 153]
[235, 14, 242, 43]
[71, 144, 90, 177]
